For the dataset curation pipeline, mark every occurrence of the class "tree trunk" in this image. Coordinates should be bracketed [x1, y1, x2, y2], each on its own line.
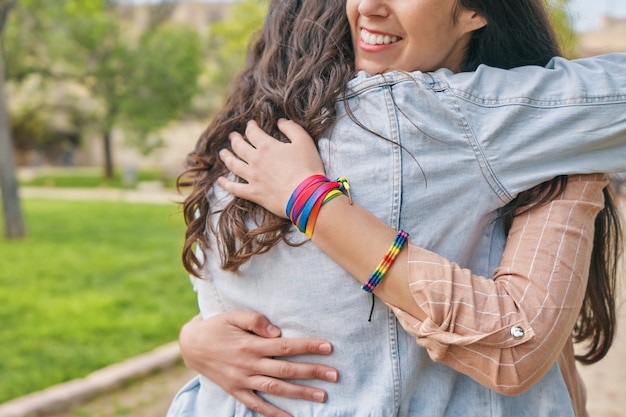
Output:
[0, 1, 16, 32]
[0, 1, 26, 239]
[103, 128, 114, 179]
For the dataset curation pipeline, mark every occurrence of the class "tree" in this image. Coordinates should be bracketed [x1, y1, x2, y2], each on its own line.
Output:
[117, 22, 204, 156]
[62, 0, 204, 177]
[0, 0, 26, 239]
[5, 0, 204, 178]
[202, 0, 268, 114]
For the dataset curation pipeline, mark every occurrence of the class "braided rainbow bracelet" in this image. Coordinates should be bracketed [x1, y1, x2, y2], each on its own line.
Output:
[286, 175, 351, 237]
[362, 230, 409, 293]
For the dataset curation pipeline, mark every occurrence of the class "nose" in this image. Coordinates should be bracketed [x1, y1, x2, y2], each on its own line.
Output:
[357, 0, 389, 17]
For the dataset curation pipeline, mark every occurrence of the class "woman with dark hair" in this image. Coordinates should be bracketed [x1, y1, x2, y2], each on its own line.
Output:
[168, 0, 626, 416]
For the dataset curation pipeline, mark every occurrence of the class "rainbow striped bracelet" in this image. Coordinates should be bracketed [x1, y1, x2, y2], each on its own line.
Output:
[362, 230, 409, 293]
[285, 175, 351, 237]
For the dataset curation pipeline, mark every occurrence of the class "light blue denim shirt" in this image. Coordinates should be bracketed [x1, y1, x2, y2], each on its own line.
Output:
[168, 54, 626, 417]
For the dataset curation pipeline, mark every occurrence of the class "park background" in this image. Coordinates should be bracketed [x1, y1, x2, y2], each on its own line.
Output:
[0, 0, 625, 416]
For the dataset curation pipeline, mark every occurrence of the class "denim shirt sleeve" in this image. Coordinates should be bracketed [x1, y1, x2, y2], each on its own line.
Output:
[440, 53, 626, 198]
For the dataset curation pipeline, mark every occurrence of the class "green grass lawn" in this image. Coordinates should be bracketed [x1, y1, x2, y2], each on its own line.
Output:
[0, 199, 197, 403]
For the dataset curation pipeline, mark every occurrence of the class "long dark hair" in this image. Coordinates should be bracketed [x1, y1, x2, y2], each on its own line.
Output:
[457, 0, 622, 364]
[458, 0, 561, 70]
[179, 0, 621, 364]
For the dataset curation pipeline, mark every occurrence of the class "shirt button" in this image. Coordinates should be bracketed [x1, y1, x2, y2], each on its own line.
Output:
[510, 326, 525, 339]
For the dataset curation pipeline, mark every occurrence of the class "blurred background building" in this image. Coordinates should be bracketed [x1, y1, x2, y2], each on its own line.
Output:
[577, 16, 626, 56]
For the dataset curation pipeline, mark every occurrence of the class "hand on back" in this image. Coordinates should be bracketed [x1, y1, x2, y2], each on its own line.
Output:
[179, 311, 339, 417]
[218, 119, 325, 218]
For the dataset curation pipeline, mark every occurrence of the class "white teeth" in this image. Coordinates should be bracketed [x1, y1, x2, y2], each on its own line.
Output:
[360, 29, 398, 45]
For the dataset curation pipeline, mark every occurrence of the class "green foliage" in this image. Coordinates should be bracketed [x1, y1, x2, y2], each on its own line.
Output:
[10, 109, 48, 151]
[4, 0, 205, 166]
[10, 106, 82, 155]
[120, 24, 204, 154]
[204, 0, 268, 111]
[63, 0, 110, 17]
[209, 0, 268, 71]
[546, 0, 578, 57]
[3, 0, 67, 81]
[0, 199, 196, 402]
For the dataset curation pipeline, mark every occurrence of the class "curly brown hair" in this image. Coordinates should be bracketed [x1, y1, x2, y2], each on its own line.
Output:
[178, 0, 354, 273]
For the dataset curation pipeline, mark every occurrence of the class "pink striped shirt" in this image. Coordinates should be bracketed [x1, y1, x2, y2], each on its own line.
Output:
[391, 173, 608, 417]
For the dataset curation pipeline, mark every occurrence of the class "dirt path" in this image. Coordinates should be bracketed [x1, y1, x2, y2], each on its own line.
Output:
[46, 365, 196, 417]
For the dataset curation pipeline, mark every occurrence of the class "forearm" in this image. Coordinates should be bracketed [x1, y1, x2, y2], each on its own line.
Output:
[393, 174, 606, 393]
[311, 196, 427, 321]
[311, 174, 605, 394]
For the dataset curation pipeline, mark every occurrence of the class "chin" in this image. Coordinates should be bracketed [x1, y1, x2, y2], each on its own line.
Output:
[356, 65, 386, 75]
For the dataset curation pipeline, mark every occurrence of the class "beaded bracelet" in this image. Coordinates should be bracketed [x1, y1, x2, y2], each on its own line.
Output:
[285, 175, 351, 237]
[361, 230, 409, 293]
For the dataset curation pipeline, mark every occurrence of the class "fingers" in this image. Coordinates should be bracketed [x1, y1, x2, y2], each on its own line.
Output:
[275, 119, 311, 145]
[249, 336, 334, 360]
[224, 310, 282, 338]
[248, 374, 330, 402]
[178, 310, 339, 414]
[245, 119, 315, 150]
[220, 128, 266, 177]
[214, 310, 337, 359]
[245, 120, 279, 147]
[219, 147, 249, 178]
[229, 130, 257, 163]
[222, 311, 339, 382]
[216, 153, 255, 203]
[235, 389, 294, 417]
[254, 357, 339, 382]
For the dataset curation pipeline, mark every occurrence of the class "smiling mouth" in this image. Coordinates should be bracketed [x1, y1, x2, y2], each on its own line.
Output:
[360, 28, 400, 45]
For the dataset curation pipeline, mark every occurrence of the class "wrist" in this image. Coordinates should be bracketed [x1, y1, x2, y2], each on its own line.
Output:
[285, 175, 351, 237]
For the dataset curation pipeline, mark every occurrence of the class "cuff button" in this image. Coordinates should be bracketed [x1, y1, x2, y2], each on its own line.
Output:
[510, 326, 525, 340]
